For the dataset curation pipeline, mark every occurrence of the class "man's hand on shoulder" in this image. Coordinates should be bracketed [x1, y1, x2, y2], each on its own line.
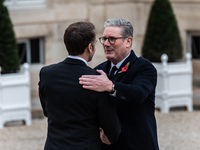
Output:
[79, 70, 113, 92]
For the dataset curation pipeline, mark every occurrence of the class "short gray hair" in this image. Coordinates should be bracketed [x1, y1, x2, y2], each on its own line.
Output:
[104, 19, 133, 38]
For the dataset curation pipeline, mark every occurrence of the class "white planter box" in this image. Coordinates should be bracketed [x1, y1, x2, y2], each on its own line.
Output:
[153, 53, 193, 113]
[0, 63, 31, 128]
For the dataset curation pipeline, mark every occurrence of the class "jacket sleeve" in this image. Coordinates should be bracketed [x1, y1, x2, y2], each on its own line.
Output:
[38, 68, 48, 117]
[114, 58, 157, 104]
[97, 92, 121, 144]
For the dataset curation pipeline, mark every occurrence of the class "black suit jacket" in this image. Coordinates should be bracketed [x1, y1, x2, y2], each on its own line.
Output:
[96, 51, 159, 150]
[39, 58, 121, 150]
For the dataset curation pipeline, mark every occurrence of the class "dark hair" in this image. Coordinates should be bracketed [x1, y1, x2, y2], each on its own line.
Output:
[63, 21, 96, 55]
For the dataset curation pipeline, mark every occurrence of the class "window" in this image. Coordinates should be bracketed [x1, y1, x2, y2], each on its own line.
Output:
[188, 33, 200, 59]
[191, 36, 200, 59]
[17, 38, 44, 64]
[4, 0, 46, 9]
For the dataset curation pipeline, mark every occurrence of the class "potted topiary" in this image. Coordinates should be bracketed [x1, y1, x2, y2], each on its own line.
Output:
[0, 0, 20, 73]
[0, 0, 31, 128]
[141, 0, 193, 113]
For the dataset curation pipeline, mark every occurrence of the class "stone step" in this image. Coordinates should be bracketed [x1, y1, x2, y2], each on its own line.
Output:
[31, 98, 44, 119]
[193, 87, 200, 106]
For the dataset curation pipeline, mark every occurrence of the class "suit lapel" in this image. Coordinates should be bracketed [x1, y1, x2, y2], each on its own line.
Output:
[100, 61, 111, 76]
[98, 50, 138, 80]
[113, 50, 138, 80]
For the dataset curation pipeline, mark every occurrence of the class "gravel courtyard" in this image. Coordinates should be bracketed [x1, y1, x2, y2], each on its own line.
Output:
[0, 109, 200, 150]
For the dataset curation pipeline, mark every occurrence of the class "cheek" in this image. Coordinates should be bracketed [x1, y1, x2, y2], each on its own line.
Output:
[113, 47, 120, 56]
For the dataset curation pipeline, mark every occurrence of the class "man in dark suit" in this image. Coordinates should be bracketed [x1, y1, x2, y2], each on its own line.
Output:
[39, 21, 121, 150]
[79, 19, 159, 150]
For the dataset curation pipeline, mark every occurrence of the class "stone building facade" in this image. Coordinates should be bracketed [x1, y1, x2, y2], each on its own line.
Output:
[4, 0, 200, 102]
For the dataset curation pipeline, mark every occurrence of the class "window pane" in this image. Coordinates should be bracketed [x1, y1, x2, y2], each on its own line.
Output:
[192, 36, 200, 59]
[17, 38, 44, 64]
[18, 43, 27, 64]
[30, 38, 40, 63]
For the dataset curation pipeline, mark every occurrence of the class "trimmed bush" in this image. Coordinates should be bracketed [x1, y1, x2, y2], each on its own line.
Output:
[142, 0, 182, 62]
[0, 0, 20, 73]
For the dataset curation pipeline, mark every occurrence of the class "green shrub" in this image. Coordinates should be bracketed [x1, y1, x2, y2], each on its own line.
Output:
[0, 0, 20, 74]
[142, 0, 182, 62]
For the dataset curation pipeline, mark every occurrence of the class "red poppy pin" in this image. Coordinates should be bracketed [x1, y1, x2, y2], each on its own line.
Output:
[118, 62, 130, 74]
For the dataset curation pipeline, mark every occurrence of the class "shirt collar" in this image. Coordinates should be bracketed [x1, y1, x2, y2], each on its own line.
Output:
[68, 55, 87, 65]
[110, 52, 131, 69]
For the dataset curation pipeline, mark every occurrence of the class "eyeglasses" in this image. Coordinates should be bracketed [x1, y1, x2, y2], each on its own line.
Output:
[99, 36, 126, 45]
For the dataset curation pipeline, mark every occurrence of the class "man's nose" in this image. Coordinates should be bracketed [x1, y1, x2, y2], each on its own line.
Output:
[103, 39, 110, 46]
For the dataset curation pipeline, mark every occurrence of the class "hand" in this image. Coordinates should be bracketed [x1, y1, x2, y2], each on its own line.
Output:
[100, 128, 111, 145]
[79, 70, 113, 92]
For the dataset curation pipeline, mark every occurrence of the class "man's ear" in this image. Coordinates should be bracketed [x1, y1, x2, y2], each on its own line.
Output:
[126, 37, 133, 48]
[88, 43, 93, 53]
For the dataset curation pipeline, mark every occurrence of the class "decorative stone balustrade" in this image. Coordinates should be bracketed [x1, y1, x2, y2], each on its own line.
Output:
[0, 63, 31, 128]
[153, 53, 193, 113]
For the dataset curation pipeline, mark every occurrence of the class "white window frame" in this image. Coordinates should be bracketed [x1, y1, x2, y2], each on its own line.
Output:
[17, 38, 44, 64]
[188, 32, 200, 59]
[4, 0, 46, 10]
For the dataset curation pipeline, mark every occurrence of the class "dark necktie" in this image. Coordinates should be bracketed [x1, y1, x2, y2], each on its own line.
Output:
[108, 66, 118, 79]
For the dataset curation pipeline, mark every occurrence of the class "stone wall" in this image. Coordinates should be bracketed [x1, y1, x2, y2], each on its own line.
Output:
[6, 0, 200, 99]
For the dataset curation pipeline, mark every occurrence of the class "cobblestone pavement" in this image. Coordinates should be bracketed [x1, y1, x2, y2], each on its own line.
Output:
[0, 110, 200, 150]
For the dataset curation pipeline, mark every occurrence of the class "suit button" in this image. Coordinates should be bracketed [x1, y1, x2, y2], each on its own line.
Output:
[120, 96, 126, 100]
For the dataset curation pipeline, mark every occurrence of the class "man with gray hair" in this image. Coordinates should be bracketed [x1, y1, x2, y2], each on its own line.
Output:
[79, 18, 159, 150]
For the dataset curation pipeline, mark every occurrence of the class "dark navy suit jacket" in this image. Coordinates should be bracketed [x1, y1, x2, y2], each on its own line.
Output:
[39, 58, 121, 150]
[96, 51, 159, 150]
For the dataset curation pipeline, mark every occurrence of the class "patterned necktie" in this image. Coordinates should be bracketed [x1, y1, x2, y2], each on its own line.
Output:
[108, 66, 118, 79]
